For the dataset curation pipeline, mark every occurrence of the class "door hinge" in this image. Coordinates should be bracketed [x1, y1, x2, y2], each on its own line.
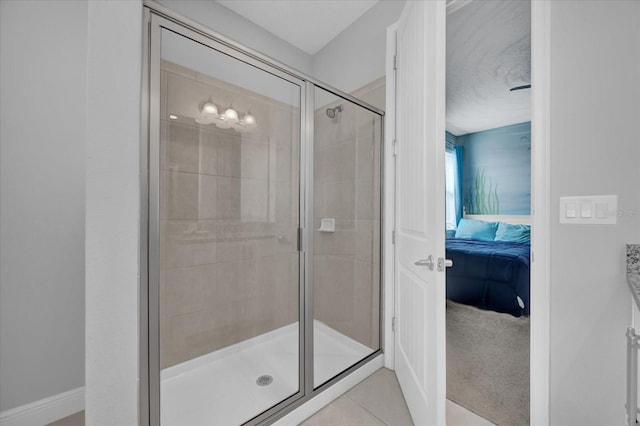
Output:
[392, 230, 396, 245]
[392, 316, 397, 332]
[393, 55, 398, 70]
[297, 228, 302, 251]
[392, 139, 398, 156]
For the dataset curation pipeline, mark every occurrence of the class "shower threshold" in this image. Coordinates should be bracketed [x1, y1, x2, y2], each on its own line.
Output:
[160, 320, 373, 426]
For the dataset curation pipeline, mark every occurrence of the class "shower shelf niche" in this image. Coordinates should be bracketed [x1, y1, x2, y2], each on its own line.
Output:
[318, 218, 335, 233]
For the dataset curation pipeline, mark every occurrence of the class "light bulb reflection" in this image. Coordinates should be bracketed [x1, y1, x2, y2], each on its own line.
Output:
[243, 113, 256, 126]
[202, 102, 218, 115]
[224, 107, 239, 123]
[195, 99, 256, 132]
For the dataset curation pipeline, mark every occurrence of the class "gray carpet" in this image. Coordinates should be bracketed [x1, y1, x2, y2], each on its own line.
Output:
[446, 300, 530, 426]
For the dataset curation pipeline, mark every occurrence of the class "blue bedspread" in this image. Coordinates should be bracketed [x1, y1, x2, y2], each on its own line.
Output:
[445, 238, 530, 317]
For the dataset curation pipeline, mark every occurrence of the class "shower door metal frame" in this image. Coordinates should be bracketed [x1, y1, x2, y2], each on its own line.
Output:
[141, 2, 385, 425]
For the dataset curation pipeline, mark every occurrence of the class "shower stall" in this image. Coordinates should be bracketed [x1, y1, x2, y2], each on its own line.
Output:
[142, 5, 383, 425]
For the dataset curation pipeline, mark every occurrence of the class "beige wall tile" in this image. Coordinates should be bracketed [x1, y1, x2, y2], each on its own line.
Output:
[163, 305, 239, 367]
[356, 133, 375, 183]
[198, 127, 219, 176]
[217, 132, 242, 177]
[214, 238, 246, 264]
[241, 178, 269, 221]
[314, 228, 356, 257]
[313, 148, 328, 183]
[326, 140, 356, 183]
[163, 221, 217, 269]
[371, 264, 381, 349]
[274, 143, 295, 183]
[167, 122, 200, 174]
[353, 260, 374, 347]
[274, 180, 294, 227]
[350, 77, 385, 111]
[325, 180, 355, 220]
[196, 174, 218, 220]
[216, 177, 241, 220]
[166, 171, 199, 220]
[355, 178, 374, 220]
[355, 220, 374, 264]
[163, 264, 217, 318]
[167, 72, 215, 124]
[241, 140, 270, 180]
[314, 255, 355, 324]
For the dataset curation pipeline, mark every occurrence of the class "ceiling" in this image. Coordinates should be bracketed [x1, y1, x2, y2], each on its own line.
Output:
[447, 1, 531, 135]
[215, 0, 531, 136]
[217, 0, 379, 55]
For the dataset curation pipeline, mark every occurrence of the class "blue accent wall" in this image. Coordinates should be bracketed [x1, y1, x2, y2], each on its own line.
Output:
[458, 122, 531, 215]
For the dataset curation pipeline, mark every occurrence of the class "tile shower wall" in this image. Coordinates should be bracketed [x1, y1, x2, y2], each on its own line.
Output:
[159, 60, 300, 368]
[313, 79, 384, 350]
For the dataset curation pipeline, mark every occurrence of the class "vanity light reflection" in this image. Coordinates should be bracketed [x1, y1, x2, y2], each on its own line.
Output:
[195, 99, 257, 132]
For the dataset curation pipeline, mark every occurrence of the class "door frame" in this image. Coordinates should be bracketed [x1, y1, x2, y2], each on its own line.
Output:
[383, 1, 551, 423]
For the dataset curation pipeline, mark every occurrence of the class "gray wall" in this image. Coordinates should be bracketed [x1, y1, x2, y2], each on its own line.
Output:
[157, 0, 403, 96]
[549, 1, 640, 423]
[0, 0, 87, 412]
[312, 0, 405, 94]
[84, 1, 142, 424]
[156, 0, 313, 75]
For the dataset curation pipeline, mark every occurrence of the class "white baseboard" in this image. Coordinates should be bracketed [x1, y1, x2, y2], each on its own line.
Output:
[0, 387, 84, 426]
[273, 354, 384, 425]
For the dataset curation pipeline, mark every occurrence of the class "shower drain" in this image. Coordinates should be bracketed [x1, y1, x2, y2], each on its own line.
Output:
[256, 375, 273, 386]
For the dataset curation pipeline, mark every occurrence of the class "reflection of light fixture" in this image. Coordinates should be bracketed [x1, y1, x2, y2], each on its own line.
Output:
[202, 101, 218, 115]
[169, 114, 178, 120]
[194, 99, 257, 132]
[223, 107, 239, 124]
[242, 113, 256, 127]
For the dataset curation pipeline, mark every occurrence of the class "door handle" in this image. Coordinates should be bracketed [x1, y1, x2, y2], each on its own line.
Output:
[438, 257, 453, 272]
[414, 255, 434, 271]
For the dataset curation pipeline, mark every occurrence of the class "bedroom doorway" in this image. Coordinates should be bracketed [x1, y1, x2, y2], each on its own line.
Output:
[444, 1, 532, 424]
[386, 0, 549, 423]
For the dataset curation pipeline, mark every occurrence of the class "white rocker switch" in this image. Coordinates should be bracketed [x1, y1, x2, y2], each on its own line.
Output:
[595, 202, 608, 219]
[580, 200, 593, 218]
[566, 202, 577, 218]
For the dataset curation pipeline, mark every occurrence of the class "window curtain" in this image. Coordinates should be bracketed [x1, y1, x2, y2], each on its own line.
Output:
[454, 145, 464, 225]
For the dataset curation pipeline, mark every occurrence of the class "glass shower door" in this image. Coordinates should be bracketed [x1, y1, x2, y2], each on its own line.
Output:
[153, 26, 303, 425]
[312, 87, 382, 388]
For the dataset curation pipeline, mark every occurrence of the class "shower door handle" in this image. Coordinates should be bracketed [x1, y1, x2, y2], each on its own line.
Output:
[414, 255, 434, 271]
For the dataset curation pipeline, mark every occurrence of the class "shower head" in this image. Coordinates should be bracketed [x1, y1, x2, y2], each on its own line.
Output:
[326, 104, 343, 119]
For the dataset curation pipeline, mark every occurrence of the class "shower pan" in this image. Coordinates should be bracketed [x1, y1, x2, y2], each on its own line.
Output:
[141, 5, 383, 426]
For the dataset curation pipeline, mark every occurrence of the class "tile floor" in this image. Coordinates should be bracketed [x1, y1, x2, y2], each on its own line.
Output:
[48, 411, 84, 426]
[299, 368, 495, 426]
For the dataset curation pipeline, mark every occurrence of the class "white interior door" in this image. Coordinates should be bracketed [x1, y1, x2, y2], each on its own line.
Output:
[394, 1, 447, 425]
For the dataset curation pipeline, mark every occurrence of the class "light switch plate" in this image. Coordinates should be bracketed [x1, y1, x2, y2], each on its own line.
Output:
[559, 195, 617, 225]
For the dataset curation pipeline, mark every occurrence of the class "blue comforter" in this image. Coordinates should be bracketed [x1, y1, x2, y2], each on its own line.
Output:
[445, 238, 530, 317]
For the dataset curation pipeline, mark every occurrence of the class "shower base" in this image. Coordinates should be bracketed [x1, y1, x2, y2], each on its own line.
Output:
[161, 320, 373, 426]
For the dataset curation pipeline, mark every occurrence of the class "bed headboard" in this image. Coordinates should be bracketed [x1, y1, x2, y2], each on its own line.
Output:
[464, 214, 531, 226]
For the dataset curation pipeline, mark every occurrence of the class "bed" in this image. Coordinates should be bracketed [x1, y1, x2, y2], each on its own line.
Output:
[446, 215, 531, 317]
